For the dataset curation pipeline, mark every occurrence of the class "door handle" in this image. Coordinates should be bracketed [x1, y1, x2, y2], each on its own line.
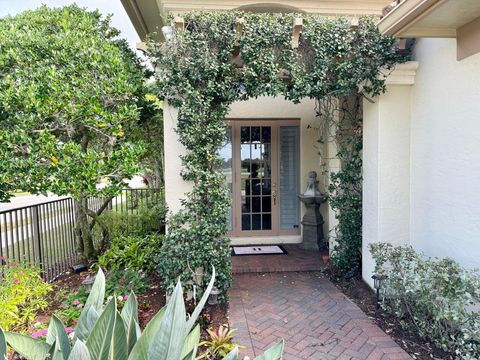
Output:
[272, 190, 277, 205]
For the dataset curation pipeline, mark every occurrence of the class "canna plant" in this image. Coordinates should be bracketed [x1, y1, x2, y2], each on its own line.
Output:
[0, 268, 284, 360]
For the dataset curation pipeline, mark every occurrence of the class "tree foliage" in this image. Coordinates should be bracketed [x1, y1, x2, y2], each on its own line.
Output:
[149, 11, 406, 295]
[0, 5, 151, 260]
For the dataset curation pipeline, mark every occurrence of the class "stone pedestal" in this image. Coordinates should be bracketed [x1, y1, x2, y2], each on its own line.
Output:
[299, 197, 327, 251]
[298, 171, 327, 252]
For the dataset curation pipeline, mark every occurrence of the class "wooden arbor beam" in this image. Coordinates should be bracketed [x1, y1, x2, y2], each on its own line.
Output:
[174, 16, 184, 31]
[291, 18, 303, 48]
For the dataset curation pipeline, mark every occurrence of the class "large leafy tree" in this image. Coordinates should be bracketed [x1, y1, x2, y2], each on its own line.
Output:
[0, 5, 150, 260]
[134, 91, 165, 189]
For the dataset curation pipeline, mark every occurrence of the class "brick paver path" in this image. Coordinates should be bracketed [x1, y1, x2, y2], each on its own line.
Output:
[229, 272, 411, 360]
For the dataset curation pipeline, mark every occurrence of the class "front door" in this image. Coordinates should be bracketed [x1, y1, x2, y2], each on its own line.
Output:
[220, 120, 300, 238]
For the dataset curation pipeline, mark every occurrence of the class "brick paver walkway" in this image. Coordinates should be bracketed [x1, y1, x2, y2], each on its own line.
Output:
[229, 272, 411, 360]
[232, 245, 326, 274]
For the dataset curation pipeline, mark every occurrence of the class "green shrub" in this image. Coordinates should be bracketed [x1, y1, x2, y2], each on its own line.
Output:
[96, 200, 166, 241]
[370, 243, 480, 359]
[98, 233, 163, 272]
[1, 268, 284, 360]
[0, 260, 52, 331]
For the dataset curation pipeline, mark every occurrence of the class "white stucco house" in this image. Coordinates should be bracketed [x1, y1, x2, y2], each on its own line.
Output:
[122, 0, 480, 286]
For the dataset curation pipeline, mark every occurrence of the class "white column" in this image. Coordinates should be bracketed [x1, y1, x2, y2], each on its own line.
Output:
[326, 121, 340, 253]
[362, 61, 419, 287]
[163, 102, 193, 216]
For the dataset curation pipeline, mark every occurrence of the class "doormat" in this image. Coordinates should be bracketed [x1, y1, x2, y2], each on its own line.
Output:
[231, 245, 288, 256]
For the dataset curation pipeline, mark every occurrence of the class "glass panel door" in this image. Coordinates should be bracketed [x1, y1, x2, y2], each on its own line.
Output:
[229, 120, 300, 237]
[240, 126, 273, 231]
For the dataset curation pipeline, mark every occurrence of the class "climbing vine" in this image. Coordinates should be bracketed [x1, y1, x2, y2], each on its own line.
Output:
[314, 96, 364, 276]
[149, 11, 406, 296]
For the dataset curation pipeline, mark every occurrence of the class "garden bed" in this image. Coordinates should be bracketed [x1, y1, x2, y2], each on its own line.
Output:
[326, 268, 452, 360]
[27, 269, 228, 340]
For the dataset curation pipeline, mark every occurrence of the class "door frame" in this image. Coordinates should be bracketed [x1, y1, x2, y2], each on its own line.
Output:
[226, 118, 301, 238]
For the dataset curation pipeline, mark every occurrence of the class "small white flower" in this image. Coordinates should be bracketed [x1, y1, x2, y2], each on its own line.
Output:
[34, 322, 42, 329]
[117, 295, 123, 302]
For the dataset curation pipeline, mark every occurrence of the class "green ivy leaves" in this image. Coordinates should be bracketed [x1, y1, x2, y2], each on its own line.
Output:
[149, 11, 406, 295]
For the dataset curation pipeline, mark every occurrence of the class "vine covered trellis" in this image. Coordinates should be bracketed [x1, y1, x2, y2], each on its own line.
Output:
[149, 11, 406, 297]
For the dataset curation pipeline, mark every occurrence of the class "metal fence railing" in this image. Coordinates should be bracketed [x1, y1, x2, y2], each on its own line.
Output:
[0, 188, 162, 281]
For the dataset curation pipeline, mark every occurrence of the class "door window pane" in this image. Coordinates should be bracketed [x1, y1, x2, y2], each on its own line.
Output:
[280, 126, 300, 229]
[252, 214, 261, 230]
[240, 125, 273, 232]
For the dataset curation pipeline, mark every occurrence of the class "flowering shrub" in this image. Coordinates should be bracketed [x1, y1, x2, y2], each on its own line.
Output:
[370, 243, 480, 359]
[0, 259, 52, 331]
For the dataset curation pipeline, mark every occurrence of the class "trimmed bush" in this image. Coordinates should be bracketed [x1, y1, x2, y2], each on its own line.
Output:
[96, 201, 166, 240]
[370, 243, 480, 359]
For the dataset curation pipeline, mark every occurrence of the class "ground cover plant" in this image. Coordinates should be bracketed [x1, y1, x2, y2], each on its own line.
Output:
[0, 260, 52, 331]
[1, 268, 284, 360]
[370, 243, 480, 359]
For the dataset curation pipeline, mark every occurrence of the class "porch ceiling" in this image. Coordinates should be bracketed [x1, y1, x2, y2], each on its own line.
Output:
[378, 0, 480, 38]
[122, 0, 394, 41]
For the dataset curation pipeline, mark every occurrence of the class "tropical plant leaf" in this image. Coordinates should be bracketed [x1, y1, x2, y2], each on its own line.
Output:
[147, 280, 186, 360]
[86, 300, 116, 360]
[76, 268, 105, 341]
[127, 307, 166, 360]
[181, 324, 200, 359]
[223, 347, 239, 360]
[5, 332, 51, 360]
[68, 340, 91, 360]
[46, 315, 71, 360]
[85, 268, 106, 312]
[253, 340, 284, 360]
[182, 345, 198, 360]
[120, 293, 139, 353]
[76, 306, 100, 342]
[185, 267, 215, 334]
[110, 313, 128, 360]
[0, 328, 7, 360]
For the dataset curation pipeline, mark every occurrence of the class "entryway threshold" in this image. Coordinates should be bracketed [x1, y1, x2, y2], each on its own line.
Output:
[231, 244, 326, 274]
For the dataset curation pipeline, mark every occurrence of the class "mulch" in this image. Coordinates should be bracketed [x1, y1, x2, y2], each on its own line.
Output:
[325, 268, 453, 360]
[33, 269, 227, 338]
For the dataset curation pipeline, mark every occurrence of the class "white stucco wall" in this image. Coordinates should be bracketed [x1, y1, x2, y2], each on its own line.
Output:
[363, 40, 480, 287]
[362, 79, 413, 288]
[409, 38, 480, 270]
[164, 96, 338, 245]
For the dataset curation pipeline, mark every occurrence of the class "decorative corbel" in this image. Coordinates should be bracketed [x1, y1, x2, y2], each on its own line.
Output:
[174, 16, 184, 32]
[397, 38, 407, 50]
[277, 69, 292, 83]
[291, 18, 303, 49]
[350, 17, 359, 29]
[136, 42, 147, 53]
[235, 17, 245, 38]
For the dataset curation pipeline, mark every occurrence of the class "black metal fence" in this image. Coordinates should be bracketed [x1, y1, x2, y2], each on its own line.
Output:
[0, 189, 162, 281]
